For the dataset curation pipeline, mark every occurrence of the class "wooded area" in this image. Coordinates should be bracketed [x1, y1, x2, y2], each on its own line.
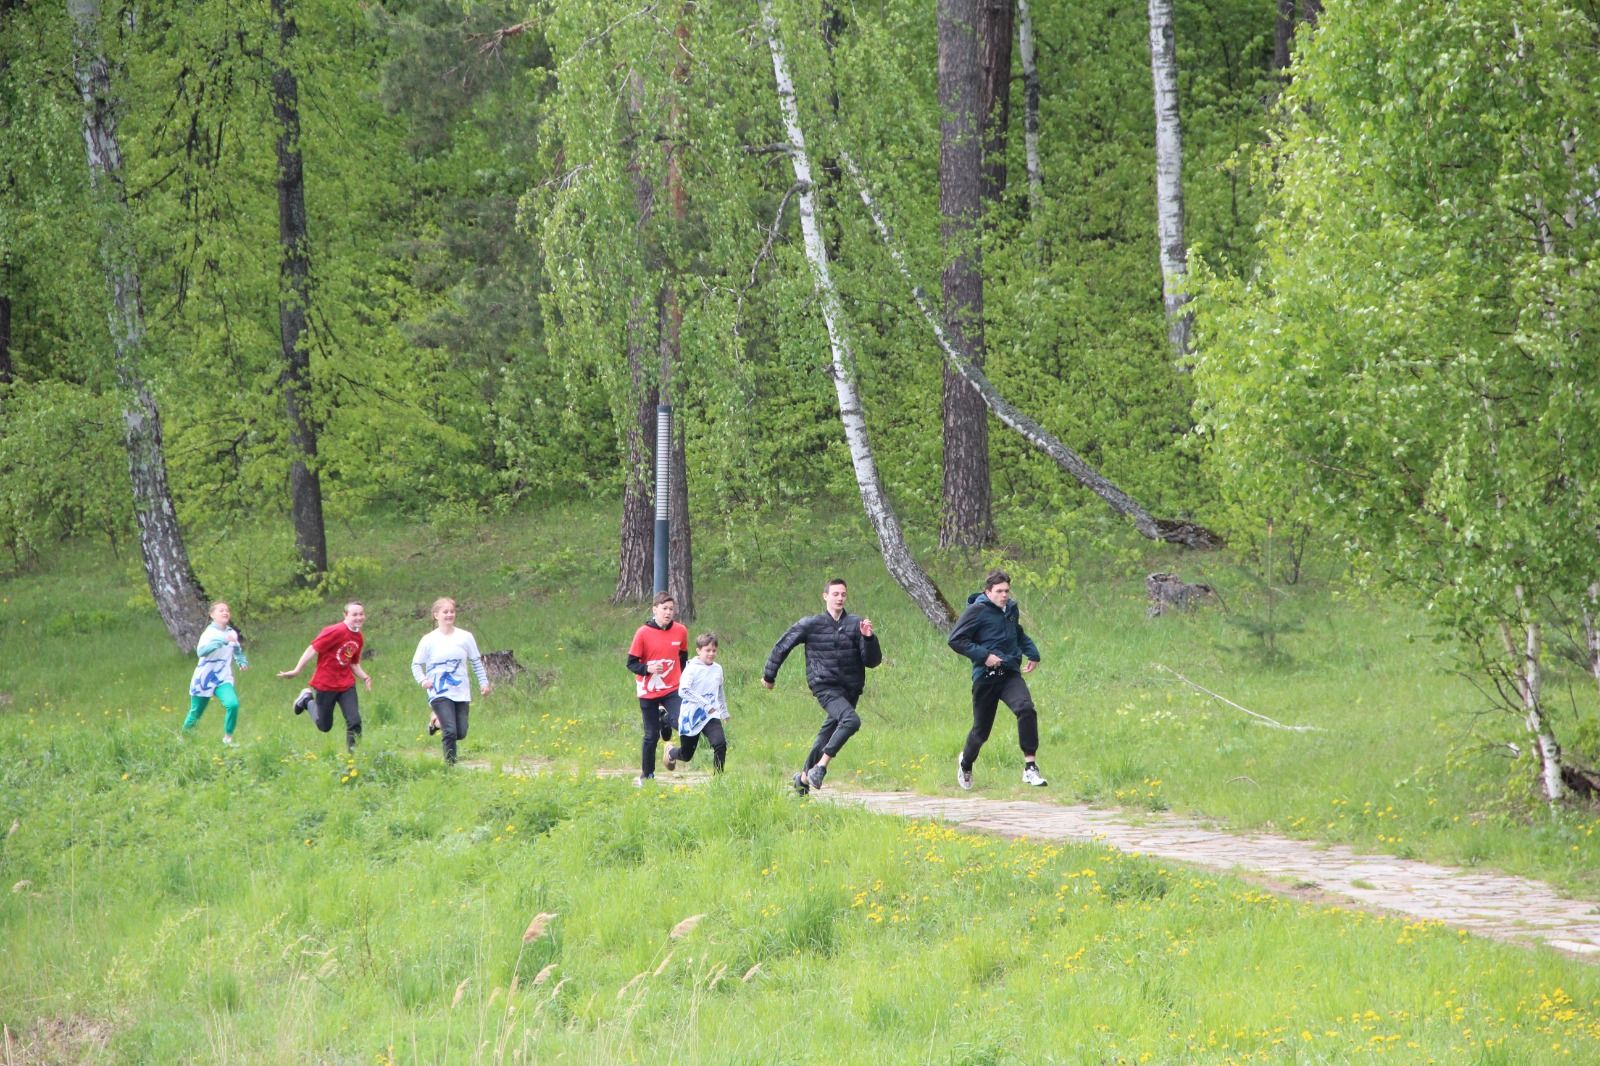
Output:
[3, 0, 1599, 800]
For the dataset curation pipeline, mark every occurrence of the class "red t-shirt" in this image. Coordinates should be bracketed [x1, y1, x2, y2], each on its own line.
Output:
[629, 622, 688, 698]
[310, 622, 364, 691]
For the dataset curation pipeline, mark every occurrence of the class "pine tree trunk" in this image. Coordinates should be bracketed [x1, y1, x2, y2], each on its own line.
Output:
[1299, 0, 1322, 24]
[612, 299, 657, 605]
[1272, 0, 1295, 73]
[760, 0, 955, 628]
[68, 0, 208, 652]
[845, 154, 1224, 549]
[939, 0, 993, 550]
[1146, 0, 1193, 363]
[1015, 0, 1042, 218]
[271, 0, 329, 579]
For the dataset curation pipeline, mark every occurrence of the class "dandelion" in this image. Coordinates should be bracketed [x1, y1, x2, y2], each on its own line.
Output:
[522, 912, 557, 942]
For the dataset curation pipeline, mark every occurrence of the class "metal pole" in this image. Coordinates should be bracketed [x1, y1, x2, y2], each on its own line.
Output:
[653, 404, 671, 594]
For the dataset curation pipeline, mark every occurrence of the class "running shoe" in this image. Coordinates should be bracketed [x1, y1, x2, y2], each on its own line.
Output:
[664, 746, 678, 772]
[791, 771, 810, 795]
[806, 764, 827, 791]
[956, 755, 973, 791]
[292, 687, 313, 715]
[1022, 764, 1048, 787]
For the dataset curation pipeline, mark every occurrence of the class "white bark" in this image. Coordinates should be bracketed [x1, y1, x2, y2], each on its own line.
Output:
[69, 0, 209, 651]
[1146, 0, 1192, 362]
[1501, 607, 1566, 803]
[1016, 0, 1042, 217]
[1585, 581, 1600, 702]
[758, 0, 953, 628]
[843, 153, 1223, 549]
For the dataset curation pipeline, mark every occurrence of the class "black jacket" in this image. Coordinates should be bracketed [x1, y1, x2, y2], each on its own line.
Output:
[948, 591, 1040, 682]
[763, 611, 882, 697]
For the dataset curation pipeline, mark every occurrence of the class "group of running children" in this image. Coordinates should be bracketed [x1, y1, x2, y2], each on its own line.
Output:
[182, 570, 1048, 793]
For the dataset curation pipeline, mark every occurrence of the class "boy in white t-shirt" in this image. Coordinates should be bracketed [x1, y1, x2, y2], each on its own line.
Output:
[665, 633, 728, 773]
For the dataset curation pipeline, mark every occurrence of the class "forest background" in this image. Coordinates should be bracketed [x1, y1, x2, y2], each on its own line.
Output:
[3, 0, 1600, 804]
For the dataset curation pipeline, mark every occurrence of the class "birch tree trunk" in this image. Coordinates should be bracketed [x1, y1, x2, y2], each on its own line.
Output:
[938, 0, 993, 550]
[1146, 0, 1193, 362]
[845, 154, 1224, 549]
[1585, 582, 1600, 702]
[1015, 0, 1042, 217]
[760, 0, 954, 627]
[68, 0, 209, 652]
[272, 0, 329, 579]
[1500, 609, 1566, 803]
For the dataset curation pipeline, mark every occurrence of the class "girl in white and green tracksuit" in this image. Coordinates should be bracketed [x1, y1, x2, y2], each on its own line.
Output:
[184, 601, 248, 743]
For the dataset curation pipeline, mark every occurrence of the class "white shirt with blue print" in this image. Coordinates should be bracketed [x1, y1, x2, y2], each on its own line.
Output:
[411, 628, 490, 704]
[190, 623, 245, 697]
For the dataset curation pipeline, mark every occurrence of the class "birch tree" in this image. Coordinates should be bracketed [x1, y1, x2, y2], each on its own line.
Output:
[760, 0, 954, 627]
[67, 0, 208, 650]
[1146, 0, 1192, 362]
[1015, 0, 1041, 217]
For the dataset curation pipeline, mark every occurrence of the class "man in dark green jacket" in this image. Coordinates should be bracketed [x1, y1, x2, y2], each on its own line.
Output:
[947, 569, 1047, 789]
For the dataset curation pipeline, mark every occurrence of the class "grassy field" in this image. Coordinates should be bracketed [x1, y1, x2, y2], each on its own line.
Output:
[4, 502, 1600, 1062]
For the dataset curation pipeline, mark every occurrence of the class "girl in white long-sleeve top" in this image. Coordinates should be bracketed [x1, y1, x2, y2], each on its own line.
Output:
[184, 601, 248, 745]
[410, 597, 491, 764]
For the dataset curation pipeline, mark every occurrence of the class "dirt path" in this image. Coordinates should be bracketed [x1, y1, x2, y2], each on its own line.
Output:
[817, 788, 1600, 960]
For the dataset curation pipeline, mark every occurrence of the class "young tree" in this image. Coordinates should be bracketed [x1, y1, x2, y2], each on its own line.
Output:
[1196, 0, 1600, 802]
[1146, 0, 1192, 362]
[271, 0, 329, 579]
[761, 0, 954, 627]
[67, 0, 208, 650]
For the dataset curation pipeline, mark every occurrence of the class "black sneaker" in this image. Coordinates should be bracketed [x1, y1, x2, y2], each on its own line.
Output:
[664, 746, 678, 772]
[427, 717, 441, 736]
[791, 771, 811, 795]
[806, 764, 827, 791]
[292, 687, 313, 715]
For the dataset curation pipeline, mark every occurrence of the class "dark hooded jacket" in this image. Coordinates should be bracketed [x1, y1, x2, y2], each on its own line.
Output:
[763, 611, 882, 698]
[947, 591, 1040, 682]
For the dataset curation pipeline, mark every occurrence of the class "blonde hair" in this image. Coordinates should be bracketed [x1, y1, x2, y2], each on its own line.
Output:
[209, 601, 229, 615]
[431, 597, 457, 618]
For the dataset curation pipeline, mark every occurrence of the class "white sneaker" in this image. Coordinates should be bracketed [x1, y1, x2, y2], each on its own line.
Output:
[1022, 764, 1048, 787]
[633, 775, 651, 788]
[956, 756, 973, 791]
[222, 735, 235, 746]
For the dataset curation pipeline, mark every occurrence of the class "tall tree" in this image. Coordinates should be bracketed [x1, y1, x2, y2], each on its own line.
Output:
[1272, 0, 1295, 74]
[761, 0, 954, 627]
[270, 0, 329, 579]
[661, 11, 694, 619]
[938, 0, 993, 549]
[67, 0, 208, 650]
[1014, 0, 1041, 217]
[1146, 0, 1193, 362]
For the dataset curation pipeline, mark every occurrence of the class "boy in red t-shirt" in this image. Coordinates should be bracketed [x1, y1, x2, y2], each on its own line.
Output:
[279, 601, 373, 751]
[626, 591, 688, 785]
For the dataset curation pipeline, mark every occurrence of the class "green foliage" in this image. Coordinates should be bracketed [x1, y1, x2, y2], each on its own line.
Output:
[1194, 2, 1600, 718]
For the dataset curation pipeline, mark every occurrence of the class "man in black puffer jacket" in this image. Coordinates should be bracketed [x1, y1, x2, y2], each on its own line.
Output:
[947, 569, 1048, 789]
[763, 577, 881, 794]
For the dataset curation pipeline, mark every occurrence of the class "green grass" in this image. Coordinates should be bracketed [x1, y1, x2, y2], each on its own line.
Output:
[4, 501, 1600, 1061]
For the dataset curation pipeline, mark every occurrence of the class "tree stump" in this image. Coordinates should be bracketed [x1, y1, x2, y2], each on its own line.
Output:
[1146, 572, 1217, 617]
[484, 650, 526, 682]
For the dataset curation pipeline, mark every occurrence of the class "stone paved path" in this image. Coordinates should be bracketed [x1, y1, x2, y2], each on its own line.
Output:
[818, 789, 1600, 960]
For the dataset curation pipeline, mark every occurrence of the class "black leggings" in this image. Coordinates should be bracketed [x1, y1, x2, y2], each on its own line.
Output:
[672, 719, 727, 771]
[638, 693, 680, 778]
[312, 687, 362, 751]
[430, 697, 470, 764]
[961, 672, 1038, 769]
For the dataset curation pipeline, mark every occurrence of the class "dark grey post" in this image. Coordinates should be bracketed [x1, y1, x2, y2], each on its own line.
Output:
[653, 404, 671, 594]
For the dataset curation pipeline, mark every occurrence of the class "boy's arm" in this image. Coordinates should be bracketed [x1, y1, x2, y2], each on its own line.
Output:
[762, 618, 809, 686]
[278, 644, 317, 678]
[947, 605, 990, 665]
